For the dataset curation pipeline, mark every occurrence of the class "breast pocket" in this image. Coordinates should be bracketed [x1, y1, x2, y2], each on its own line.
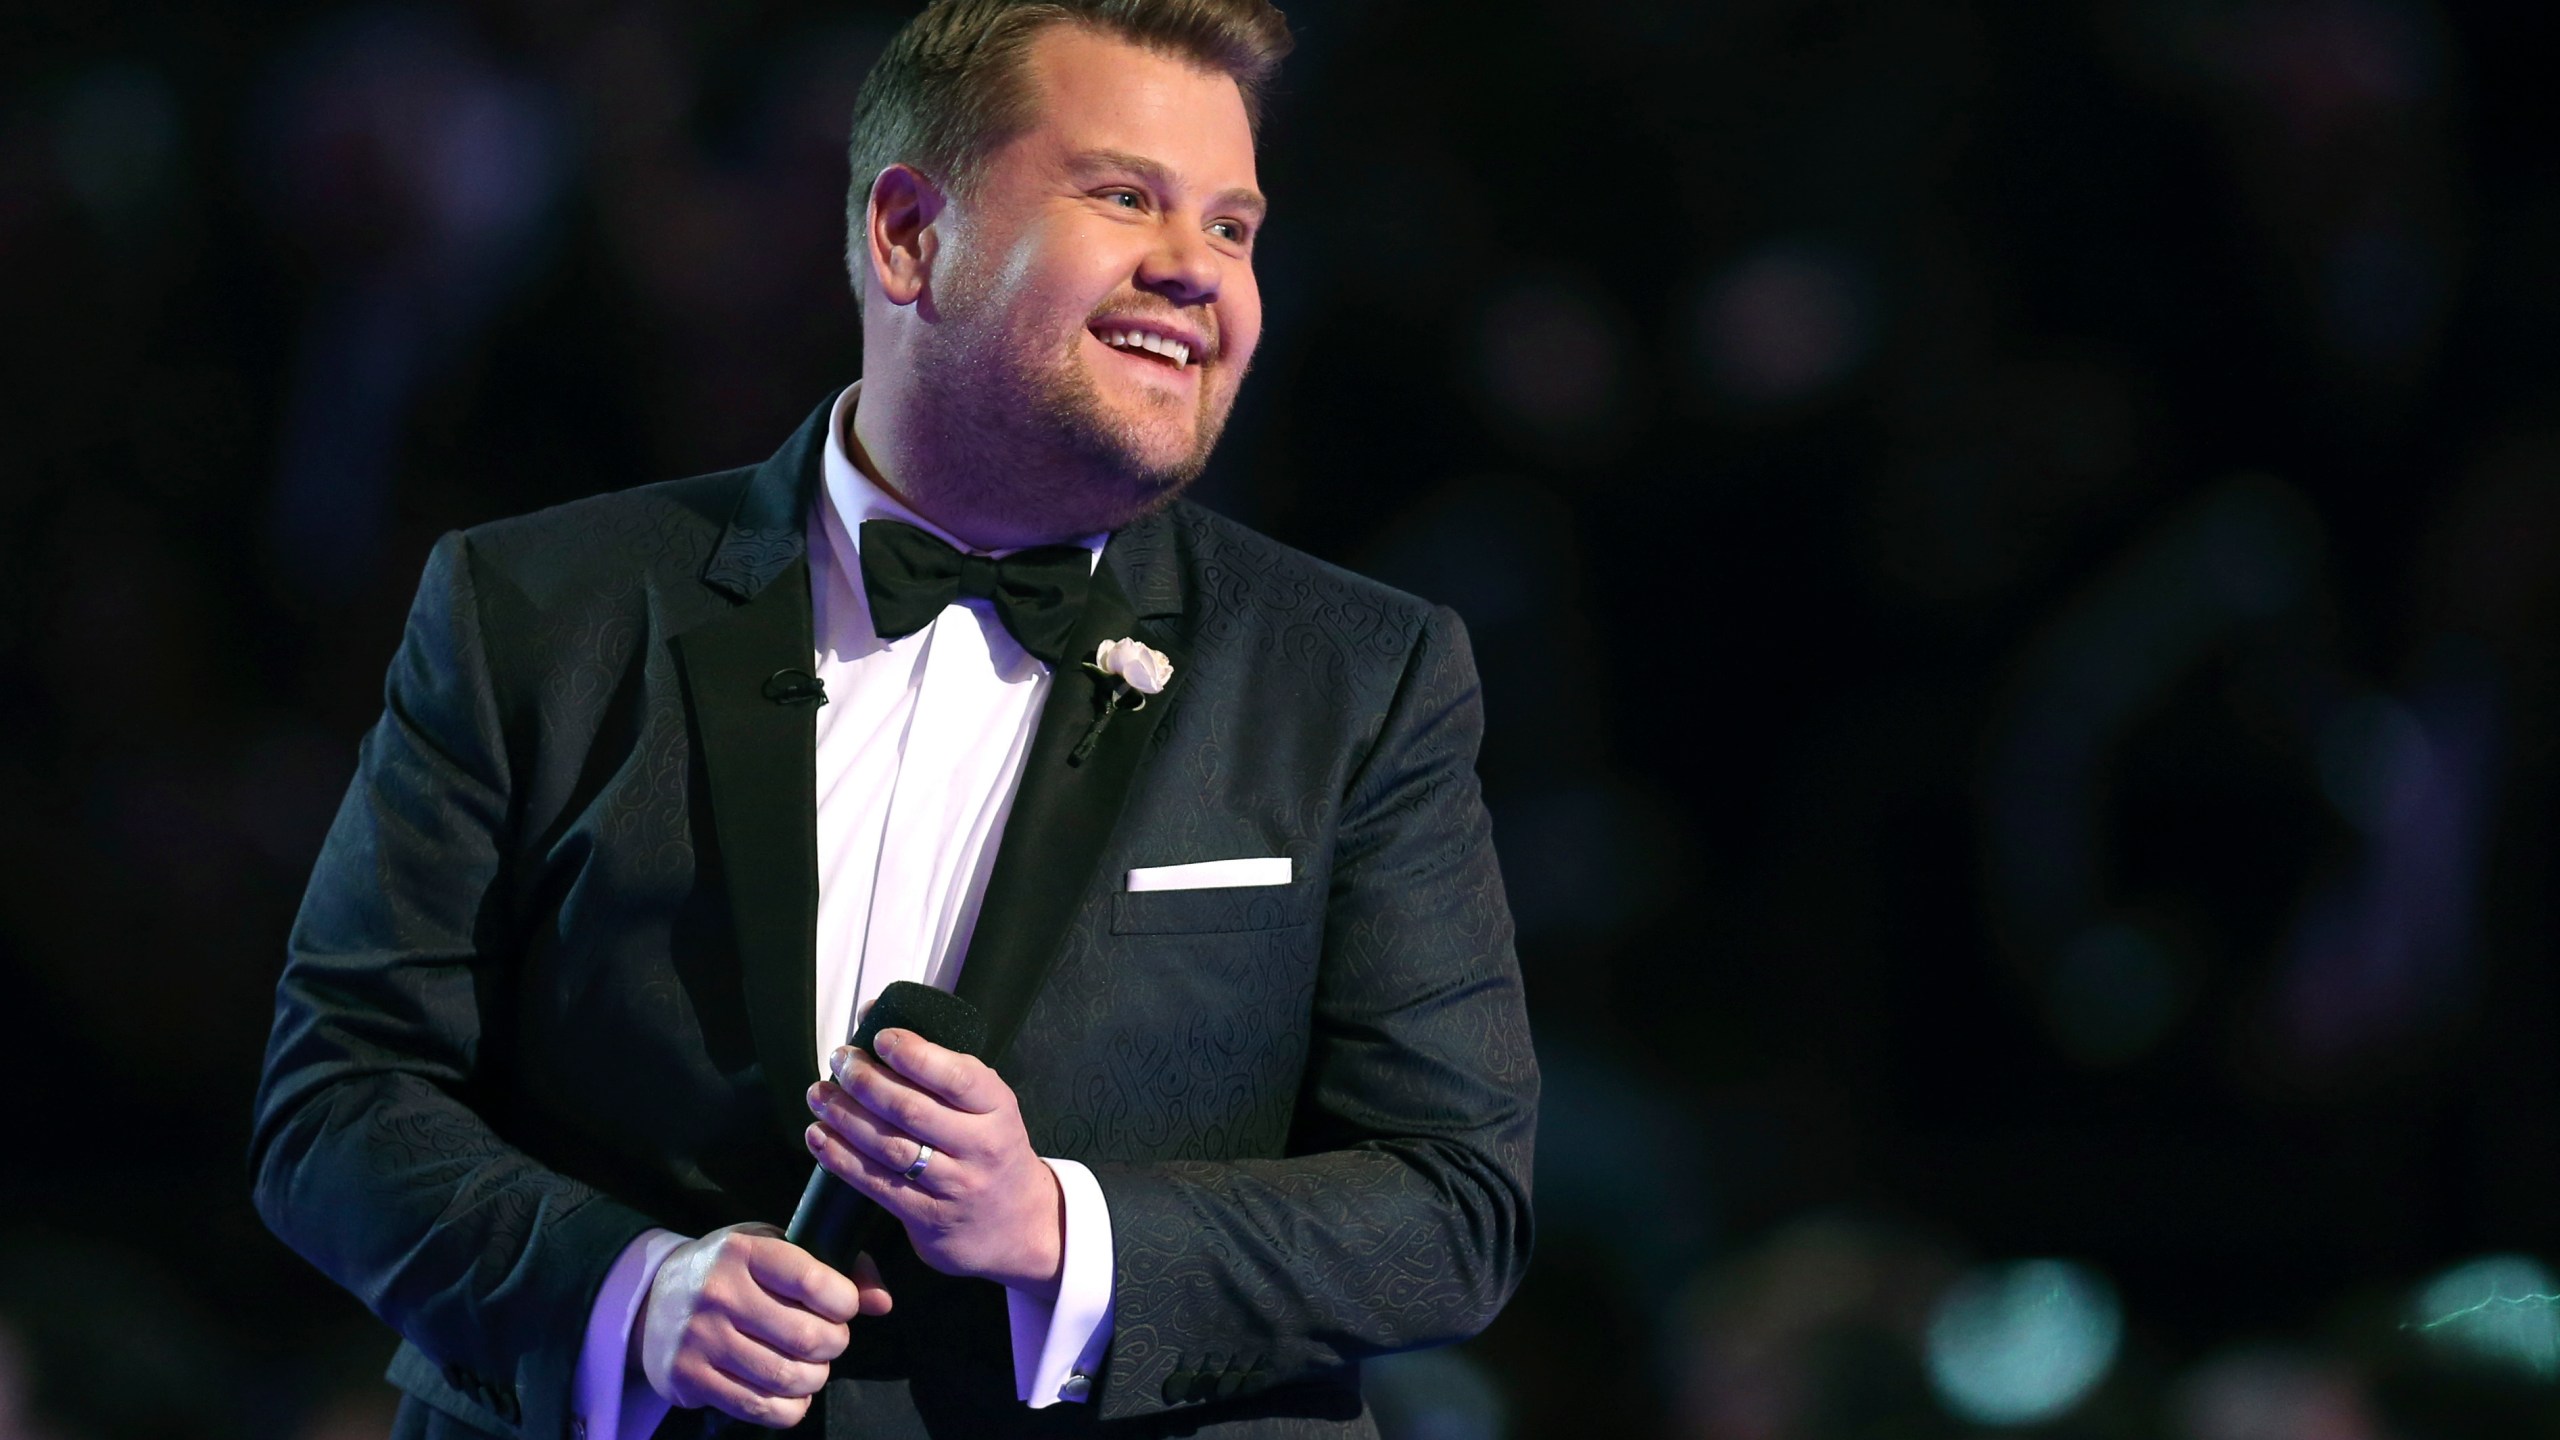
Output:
[1111, 877, 1323, 936]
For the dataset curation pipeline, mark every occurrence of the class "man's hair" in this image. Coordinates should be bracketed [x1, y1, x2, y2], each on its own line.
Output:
[844, 0, 1292, 303]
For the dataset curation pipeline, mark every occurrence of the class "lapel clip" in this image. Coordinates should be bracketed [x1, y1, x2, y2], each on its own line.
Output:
[762, 669, 829, 707]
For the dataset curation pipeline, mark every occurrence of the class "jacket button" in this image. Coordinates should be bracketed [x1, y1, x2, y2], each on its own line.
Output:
[1162, 1369, 1197, 1405]
[1215, 1370, 1245, 1399]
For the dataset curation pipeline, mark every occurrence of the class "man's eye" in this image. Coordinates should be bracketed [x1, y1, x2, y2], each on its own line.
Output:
[1106, 190, 1142, 208]
[1209, 221, 1247, 242]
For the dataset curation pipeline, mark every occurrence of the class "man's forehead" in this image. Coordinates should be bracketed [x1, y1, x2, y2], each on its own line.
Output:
[1014, 25, 1258, 187]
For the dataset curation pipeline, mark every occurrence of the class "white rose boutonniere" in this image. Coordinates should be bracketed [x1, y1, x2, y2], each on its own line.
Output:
[1071, 637, 1173, 764]
[1093, 638, 1174, 695]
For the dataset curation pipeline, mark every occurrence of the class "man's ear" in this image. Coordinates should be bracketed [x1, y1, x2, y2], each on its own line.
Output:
[865, 164, 944, 309]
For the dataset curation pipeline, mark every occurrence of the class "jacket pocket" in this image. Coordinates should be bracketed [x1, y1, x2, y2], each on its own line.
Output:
[1111, 878, 1321, 936]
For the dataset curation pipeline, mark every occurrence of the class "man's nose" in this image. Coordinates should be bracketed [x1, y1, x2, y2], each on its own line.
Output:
[1135, 220, 1221, 305]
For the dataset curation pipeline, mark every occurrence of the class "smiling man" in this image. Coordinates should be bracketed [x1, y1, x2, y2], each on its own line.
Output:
[250, 3, 1537, 1438]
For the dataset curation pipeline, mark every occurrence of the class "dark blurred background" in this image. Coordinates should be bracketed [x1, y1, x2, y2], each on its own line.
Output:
[6, 0, 2560, 1436]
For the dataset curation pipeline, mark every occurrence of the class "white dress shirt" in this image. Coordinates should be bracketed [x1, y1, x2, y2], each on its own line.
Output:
[570, 383, 1116, 1439]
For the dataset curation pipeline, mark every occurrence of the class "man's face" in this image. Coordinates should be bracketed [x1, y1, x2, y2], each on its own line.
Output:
[919, 25, 1265, 519]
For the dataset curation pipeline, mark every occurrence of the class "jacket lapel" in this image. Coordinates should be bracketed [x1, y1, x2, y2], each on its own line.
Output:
[958, 507, 1190, 1067]
[672, 401, 830, 1154]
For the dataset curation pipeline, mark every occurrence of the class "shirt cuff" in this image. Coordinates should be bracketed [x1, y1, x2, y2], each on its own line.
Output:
[1007, 1157, 1115, 1406]
[574, 1227, 687, 1440]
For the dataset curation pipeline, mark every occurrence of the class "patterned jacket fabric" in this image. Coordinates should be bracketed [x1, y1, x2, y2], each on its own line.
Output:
[250, 399, 1539, 1439]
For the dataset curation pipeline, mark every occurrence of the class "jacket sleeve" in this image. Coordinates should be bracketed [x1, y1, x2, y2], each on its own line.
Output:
[1088, 604, 1539, 1421]
[249, 531, 657, 1440]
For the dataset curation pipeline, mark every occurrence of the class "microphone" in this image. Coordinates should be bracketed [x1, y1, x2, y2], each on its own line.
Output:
[691, 984, 991, 1439]
[784, 980, 989, 1257]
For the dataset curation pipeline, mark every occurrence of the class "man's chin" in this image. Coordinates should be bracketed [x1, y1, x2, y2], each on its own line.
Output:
[1091, 396, 1204, 462]
[1075, 410, 1219, 497]
[1023, 363, 1233, 524]
[1073, 452, 1204, 531]
[1125, 433, 1213, 487]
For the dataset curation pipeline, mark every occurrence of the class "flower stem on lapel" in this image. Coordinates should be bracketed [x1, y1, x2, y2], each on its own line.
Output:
[1070, 684, 1130, 766]
[1070, 638, 1172, 766]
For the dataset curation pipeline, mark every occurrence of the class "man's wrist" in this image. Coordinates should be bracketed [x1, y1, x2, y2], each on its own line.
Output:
[1001, 1159, 1068, 1299]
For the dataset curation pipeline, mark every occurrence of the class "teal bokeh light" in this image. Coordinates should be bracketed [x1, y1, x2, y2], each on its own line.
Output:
[1924, 1259, 2124, 1426]
[2412, 1254, 2560, 1379]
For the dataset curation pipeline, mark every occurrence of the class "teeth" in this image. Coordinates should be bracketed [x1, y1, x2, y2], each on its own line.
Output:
[1098, 327, 1194, 368]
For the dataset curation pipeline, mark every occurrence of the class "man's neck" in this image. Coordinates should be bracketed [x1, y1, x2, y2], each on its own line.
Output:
[839, 409, 949, 540]
[845, 379, 1100, 553]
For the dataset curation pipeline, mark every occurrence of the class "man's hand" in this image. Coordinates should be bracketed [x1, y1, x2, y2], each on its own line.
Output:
[636, 1222, 892, 1429]
[805, 1029, 1066, 1297]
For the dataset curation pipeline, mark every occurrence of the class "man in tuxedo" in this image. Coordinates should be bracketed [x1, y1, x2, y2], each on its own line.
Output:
[250, 1, 1537, 1436]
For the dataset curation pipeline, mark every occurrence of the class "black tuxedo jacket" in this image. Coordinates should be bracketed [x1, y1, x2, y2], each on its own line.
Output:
[250, 400, 1537, 1439]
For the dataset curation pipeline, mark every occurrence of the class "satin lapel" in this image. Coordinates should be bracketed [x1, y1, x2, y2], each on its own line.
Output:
[958, 516, 1189, 1067]
[674, 556, 821, 1153]
[671, 400, 832, 1154]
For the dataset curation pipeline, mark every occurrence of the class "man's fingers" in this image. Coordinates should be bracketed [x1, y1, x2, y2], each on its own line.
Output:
[850, 1251, 895, 1317]
[809, 1080, 948, 1172]
[869, 1030, 1002, 1113]
[680, 1355, 814, 1429]
[806, 1119, 930, 1219]
[740, 1234, 861, 1323]
[726, 1284, 851, 1365]
[668, 1321, 826, 1426]
[827, 1054, 942, 1138]
[711, 1330, 832, 1401]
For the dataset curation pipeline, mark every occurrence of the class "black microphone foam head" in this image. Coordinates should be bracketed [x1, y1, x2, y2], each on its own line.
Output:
[852, 981, 988, 1060]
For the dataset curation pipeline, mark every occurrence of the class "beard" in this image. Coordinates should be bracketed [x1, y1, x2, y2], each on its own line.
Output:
[902, 267, 1243, 540]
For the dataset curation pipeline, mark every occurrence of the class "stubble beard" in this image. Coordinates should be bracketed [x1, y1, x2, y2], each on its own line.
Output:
[906, 277, 1240, 540]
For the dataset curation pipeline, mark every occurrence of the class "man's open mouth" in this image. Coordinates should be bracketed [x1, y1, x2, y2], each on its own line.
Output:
[1091, 324, 1197, 370]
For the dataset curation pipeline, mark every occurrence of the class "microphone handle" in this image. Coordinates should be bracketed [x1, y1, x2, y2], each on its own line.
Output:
[784, 1162, 867, 1255]
[690, 1173, 866, 1438]
[695, 982, 981, 1436]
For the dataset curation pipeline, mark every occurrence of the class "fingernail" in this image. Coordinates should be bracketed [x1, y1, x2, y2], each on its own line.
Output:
[874, 1029, 900, 1057]
[805, 1122, 825, 1152]
[830, 1046, 853, 1081]
[807, 1083, 825, 1112]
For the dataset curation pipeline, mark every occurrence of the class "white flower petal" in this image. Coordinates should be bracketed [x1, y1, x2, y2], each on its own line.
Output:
[1096, 637, 1173, 694]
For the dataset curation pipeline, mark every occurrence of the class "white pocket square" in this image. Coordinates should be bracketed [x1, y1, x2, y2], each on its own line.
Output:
[1125, 857, 1292, 892]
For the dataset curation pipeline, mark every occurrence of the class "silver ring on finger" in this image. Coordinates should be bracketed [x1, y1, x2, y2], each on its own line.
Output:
[901, 1142, 934, 1182]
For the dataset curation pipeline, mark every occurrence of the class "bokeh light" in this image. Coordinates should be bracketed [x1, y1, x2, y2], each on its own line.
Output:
[50, 62, 183, 231]
[2169, 1346, 2384, 1440]
[2047, 920, 2185, 1066]
[1694, 241, 1874, 408]
[2317, 693, 2434, 835]
[1364, 1347, 1508, 1440]
[2410, 1254, 2560, 1380]
[1925, 1260, 2123, 1426]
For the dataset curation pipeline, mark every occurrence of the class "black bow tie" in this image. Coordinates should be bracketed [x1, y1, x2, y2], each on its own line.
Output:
[858, 518, 1092, 666]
